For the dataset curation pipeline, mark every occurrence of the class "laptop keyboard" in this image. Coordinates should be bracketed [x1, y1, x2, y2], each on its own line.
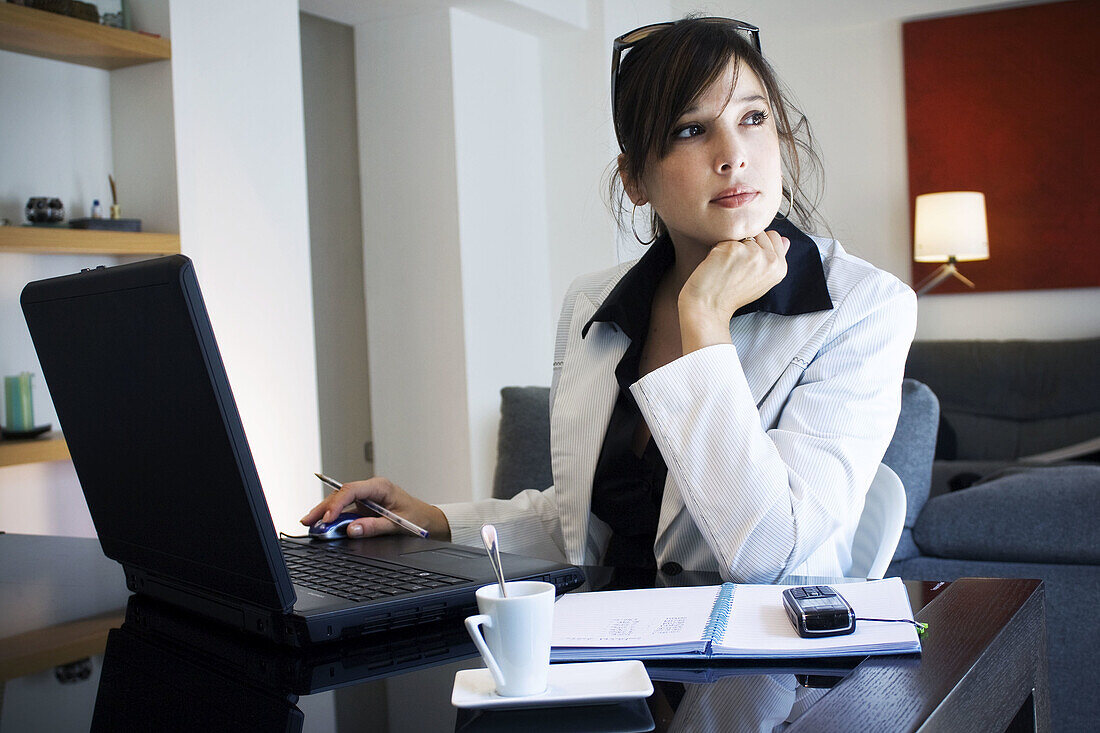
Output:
[280, 540, 466, 603]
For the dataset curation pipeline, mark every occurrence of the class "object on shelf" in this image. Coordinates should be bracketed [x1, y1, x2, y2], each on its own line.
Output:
[25, 197, 64, 224]
[108, 174, 122, 219]
[91, 199, 103, 218]
[69, 218, 141, 231]
[98, 0, 129, 29]
[1, 424, 52, 440]
[19, 0, 99, 23]
[4, 372, 36, 431]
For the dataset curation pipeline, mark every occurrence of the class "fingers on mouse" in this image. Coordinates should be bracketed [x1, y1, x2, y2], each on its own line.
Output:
[308, 512, 361, 540]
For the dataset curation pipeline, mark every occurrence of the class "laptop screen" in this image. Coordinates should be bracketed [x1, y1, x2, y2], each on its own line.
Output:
[22, 257, 293, 611]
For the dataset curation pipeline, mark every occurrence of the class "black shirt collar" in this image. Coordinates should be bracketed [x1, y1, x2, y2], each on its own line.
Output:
[582, 217, 833, 340]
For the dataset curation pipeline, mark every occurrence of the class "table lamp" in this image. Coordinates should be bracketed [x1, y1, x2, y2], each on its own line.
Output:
[913, 191, 989, 295]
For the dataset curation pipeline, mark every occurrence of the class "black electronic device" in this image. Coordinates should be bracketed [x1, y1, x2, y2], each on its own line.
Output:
[782, 585, 856, 638]
[21, 255, 584, 646]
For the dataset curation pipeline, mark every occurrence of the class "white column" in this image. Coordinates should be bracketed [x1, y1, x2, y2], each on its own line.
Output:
[450, 8, 555, 500]
[355, 10, 474, 504]
[169, 0, 321, 532]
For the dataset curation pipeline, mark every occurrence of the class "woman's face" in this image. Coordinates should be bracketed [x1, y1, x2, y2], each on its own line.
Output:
[630, 58, 783, 249]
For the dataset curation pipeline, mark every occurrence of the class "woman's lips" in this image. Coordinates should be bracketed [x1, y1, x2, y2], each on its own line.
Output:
[710, 189, 759, 209]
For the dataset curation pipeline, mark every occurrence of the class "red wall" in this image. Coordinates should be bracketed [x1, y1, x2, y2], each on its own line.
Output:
[903, 0, 1099, 293]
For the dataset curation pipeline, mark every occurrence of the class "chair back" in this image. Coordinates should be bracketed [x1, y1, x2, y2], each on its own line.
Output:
[492, 386, 552, 500]
[882, 379, 940, 564]
[848, 463, 907, 579]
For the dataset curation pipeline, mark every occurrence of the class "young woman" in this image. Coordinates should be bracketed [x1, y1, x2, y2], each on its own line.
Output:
[301, 18, 916, 583]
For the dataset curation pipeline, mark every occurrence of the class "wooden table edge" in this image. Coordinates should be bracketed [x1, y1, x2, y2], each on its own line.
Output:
[787, 577, 1047, 732]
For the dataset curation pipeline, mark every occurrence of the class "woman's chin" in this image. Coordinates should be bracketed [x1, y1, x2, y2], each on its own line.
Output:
[669, 217, 775, 250]
[718, 215, 778, 243]
[715, 227, 766, 243]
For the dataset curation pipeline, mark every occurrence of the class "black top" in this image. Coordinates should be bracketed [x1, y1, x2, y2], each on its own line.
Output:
[584, 218, 834, 569]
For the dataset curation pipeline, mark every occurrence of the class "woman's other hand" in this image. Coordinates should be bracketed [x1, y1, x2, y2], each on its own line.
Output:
[677, 231, 789, 353]
[299, 477, 451, 541]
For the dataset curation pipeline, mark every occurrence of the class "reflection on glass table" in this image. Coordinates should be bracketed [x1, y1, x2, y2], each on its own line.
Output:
[0, 532, 1045, 733]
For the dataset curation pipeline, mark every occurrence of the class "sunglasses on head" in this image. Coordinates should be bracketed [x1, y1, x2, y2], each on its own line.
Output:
[611, 18, 762, 152]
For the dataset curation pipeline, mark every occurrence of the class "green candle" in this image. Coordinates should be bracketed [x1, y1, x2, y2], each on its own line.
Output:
[4, 373, 34, 431]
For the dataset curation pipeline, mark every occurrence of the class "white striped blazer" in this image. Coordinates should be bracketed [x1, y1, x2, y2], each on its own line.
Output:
[439, 236, 917, 582]
[667, 672, 827, 730]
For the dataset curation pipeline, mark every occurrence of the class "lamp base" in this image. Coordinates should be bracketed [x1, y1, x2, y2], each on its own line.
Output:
[915, 258, 977, 295]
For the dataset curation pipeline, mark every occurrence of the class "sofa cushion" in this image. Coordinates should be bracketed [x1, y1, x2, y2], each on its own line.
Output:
[913, 465, 1100, 564]
[905, 338, 1100, 459]
[930, 459, 1018, 498]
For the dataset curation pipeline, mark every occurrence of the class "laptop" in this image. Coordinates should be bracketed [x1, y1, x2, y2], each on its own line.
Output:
[21, 255, 584, 646]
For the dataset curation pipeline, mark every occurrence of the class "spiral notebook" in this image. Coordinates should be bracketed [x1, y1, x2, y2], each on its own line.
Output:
[550, 577, 921, 661]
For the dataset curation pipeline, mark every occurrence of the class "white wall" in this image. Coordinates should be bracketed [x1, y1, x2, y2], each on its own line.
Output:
[169, 0, 321, 533]
[355, 10, 474, 504]
[0, 51, 114, 222]
[300, 12, 374, 486]
[350, 4, 613, 505]
[111, 0, 177, 236]
[450, 8, 554, 500]
[673, 0, 1100, 339]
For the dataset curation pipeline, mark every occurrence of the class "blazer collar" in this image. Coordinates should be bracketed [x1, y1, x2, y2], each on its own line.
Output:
[582, 217, 833, 340]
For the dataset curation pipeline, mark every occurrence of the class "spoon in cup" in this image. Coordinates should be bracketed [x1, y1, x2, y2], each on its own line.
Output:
[480, 524, 507, 597]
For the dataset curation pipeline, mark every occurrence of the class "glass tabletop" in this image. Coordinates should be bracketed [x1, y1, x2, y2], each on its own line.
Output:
[0, 561, 949, 733]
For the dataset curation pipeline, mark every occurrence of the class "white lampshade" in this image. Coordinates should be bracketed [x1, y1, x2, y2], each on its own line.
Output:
[913, 191, 989, 263]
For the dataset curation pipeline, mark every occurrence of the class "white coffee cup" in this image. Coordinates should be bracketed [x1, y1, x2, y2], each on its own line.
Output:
[464, 580, 555, 697]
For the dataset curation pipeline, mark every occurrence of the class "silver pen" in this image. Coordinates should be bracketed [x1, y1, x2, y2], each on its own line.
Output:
[314, 472, 430, 539]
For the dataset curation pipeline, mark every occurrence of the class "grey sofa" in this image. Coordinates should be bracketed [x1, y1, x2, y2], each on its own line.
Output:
[904, 337, 1100, 497]
[493, 340, 1099, 731]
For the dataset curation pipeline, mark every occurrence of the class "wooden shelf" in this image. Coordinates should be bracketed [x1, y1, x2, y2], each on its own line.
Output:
[0, 226, 179, 255]
[0, 432, 69, 467]
[0, 3, 170, 70]
[0, 6, 174, 476]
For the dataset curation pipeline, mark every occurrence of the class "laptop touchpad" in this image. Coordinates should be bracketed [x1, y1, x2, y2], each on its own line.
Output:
[401, 547, 483, 577]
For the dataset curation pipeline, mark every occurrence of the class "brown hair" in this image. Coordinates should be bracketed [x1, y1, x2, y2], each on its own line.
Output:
[609, 17, 825, 239]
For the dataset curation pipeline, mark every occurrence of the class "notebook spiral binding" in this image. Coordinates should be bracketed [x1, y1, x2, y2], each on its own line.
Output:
[702, 583, 737, 652]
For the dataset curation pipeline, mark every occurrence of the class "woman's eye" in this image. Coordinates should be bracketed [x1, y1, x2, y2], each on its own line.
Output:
[743, 110, 770, 126]
[673, 123, 705, 139]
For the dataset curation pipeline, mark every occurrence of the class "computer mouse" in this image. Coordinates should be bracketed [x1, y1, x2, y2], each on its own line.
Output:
[308, 512, 361, 540]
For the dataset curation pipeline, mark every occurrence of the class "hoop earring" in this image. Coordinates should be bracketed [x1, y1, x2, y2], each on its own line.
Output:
[777, 187, 794, 220]
[631, 203, 657, 245]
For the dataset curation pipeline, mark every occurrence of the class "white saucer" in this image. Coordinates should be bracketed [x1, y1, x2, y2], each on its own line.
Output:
[452, 660, 653, 709]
